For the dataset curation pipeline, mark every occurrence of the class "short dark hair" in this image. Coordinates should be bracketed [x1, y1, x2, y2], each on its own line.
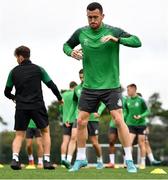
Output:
[127, 83, 137, 90]
[137, 92, 142, 97]
[69, 81, 77, 88]
[79, 69, 83, 74]
[14, 45, 30, 59]
[87, 2, 103, 14]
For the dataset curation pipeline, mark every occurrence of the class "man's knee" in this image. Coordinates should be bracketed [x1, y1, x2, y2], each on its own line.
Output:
[77, 118, 88, 128]
[15, 131, 25, 140]
[26, 141, 32, 148]
[109, 140, 115, 147]
[92, 141, 99, 148]
[70, 135, 77, 142]
[41, 126, 49, 134]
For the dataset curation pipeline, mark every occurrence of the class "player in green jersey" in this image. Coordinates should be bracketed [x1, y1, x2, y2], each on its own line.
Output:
[60, 81, 77, 169]
[136, 93, 161, 166]
[72, 69, 104, 169]
[104, 96, 128, 168]
[63, 2, 141, 173]
[126, 84, 150, 169]
[26, 119, 43, 169]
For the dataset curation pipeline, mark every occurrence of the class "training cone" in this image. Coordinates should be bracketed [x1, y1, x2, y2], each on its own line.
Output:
[0, 164, 4, 168]
[25, 164, 36, 169]
[150, 168, 167, 174]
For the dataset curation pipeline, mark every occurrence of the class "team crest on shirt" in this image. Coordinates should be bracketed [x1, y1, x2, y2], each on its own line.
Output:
[117, 99, 122, 107]
[135, 102, 139, 107]
[84, 39, 89, 46]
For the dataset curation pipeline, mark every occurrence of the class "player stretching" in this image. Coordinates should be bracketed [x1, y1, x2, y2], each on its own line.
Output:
[63, 2, 141, 173]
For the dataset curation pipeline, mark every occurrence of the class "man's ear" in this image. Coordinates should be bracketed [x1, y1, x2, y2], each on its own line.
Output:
[102, 14, 105, 19]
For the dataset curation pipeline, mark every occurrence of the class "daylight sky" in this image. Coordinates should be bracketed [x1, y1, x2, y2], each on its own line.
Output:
[0, 0, 167, 131]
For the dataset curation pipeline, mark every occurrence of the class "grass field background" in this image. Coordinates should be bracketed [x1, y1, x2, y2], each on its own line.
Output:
[0, 165, 168, 179]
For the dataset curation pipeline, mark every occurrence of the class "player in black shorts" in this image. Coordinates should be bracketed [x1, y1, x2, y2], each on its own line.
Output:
[26, 119, 43, 169]
[126, 84, 150, 169]
[60, 82, 77, 169]
[4, 46, 63, 170]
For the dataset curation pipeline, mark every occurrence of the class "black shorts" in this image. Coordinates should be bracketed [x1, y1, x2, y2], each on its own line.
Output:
[26, 128, 42, 138]
[87, 121, 99, 136]
[14, 107, 49, 131]
[108, 127, 117, 134]
[128, 126, 147, 135]
[63, 121, 77, 136]
[79, 87, 122, 113]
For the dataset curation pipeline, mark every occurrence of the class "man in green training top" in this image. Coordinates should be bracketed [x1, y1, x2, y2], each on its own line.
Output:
[126, 84, 150, 169]
[26, 119, 43, 169]
[4, 45, 63, 170]
[60, 81, 77, 169]
[63, 2, 141, 173]
[73, 69, 104, 170]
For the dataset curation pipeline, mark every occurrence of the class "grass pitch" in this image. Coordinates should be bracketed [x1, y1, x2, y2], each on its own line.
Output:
[0, 165, 167, 179]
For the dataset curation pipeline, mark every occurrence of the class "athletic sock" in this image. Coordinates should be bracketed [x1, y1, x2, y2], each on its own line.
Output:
[123, 147, 133, 161]
[109, 154, 115, 164]
[76, 148, 86, 160]
[61, 154, 66, 161]
[12, 153, 19, 162]
[67, 154, 72, 162]
[38, 157, 43, 165]
[148, 153, 155, 162]
[97, 156, 103, 163]
[44, 154, 50, 162]
[140, 157, 146, 166]
[28, 154, 34, 161]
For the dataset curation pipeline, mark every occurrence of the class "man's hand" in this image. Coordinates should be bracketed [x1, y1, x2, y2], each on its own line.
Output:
[133, 115, 141, 120]
[71, 49, 83, 60]
[101, 35, 119, 43]
[58, 99, 64, 105]
[94, 113, 100, 118]
[65, 122, 71, 127]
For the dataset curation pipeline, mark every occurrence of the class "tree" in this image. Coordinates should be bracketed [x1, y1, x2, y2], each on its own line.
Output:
[47, 101, 63, 164]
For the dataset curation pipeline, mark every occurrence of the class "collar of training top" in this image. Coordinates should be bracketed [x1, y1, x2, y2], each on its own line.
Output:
[20, 59, 31, 65]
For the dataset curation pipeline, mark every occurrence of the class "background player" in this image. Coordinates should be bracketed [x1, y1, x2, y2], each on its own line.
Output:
[4, 45, 63, 170]
[26, 119, 43, 169]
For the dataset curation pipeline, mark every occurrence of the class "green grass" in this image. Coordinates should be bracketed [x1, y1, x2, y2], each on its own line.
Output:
[0, 165, 168, 179]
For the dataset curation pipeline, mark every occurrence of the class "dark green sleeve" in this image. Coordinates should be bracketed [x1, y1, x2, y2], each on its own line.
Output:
[97, 103, 106, 115]
[4, 70, 15, 100]
[63, 28, 81, 56]
[140, 99, 150, 118]
[40, 67, 52, 84]
[123, 97, 128, 121]
[113, 27, 142, 47]
[40, 67, 62, 101]
[6, 70, 14, 88]
[73, 88, 78, 102]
